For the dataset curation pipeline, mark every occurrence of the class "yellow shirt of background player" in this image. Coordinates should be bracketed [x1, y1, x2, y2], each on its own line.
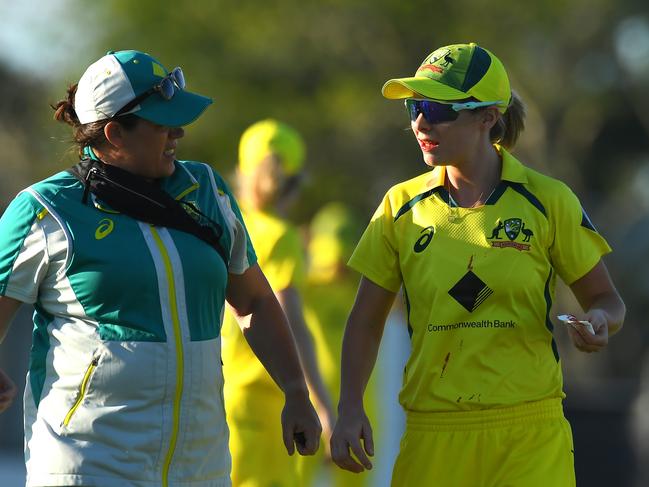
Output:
[222, 208, 305, 395]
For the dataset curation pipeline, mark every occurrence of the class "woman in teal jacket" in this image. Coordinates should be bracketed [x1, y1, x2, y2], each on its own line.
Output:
[0, 49, 320, 487]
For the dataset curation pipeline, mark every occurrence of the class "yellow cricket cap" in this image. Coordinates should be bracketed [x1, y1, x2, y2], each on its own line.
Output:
[238, 119, 305, 176]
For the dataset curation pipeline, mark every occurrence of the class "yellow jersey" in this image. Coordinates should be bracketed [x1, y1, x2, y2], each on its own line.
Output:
[348, 146, 611, 412]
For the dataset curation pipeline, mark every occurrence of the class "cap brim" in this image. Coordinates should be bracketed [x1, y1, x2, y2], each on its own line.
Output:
[136, 90, 213, 127]
[382, 77, 468, 101]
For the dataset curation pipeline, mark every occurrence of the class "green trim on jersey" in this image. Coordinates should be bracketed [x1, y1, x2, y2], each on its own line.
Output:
[0, 192, 43, 297]
[30, 305, 54, 408]
[350, 146, 611, 412]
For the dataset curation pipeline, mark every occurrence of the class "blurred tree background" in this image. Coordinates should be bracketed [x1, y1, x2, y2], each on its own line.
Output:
[1, 0, 649, 485]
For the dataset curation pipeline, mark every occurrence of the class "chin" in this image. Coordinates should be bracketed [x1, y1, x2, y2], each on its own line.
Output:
[422, 154, 437, 167]
[160, 159, 177, 178]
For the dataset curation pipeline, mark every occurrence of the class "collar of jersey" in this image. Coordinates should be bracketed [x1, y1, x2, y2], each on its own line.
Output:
[427, 144, 528, 189]
[83, 147, 200, 202]
[159, 160, 200, 201]
[88, 161, 200, 214]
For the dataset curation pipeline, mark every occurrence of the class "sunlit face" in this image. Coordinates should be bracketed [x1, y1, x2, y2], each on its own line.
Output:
[117, 118, 185, 179]
[411, 109, 485, 167]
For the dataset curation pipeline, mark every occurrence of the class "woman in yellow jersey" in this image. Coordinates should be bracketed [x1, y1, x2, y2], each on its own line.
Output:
[298, 202, 380, 486]
[221, 119, 335, 487]
[330, 43, 626, 487]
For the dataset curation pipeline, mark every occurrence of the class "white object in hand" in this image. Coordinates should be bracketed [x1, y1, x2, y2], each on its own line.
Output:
[557, 314, 595, 335]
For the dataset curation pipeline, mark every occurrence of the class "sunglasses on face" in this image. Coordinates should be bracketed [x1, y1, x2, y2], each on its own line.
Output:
[113, 67, 185, 118]
[404, 99, 502, 124]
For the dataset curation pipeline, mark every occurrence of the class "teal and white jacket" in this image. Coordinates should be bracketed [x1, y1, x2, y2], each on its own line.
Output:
[0, 160, 256, 487]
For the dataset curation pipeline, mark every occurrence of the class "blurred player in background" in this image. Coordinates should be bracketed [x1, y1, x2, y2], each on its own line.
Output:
[297, 202, 379, 486]
[222, 119, 335, 487]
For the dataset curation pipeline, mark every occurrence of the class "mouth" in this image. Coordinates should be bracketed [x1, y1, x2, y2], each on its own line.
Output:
[418, 139, 439, 152]
[164, 148, 176, 157]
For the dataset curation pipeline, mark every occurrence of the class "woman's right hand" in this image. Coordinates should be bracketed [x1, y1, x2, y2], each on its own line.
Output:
[0, 368, 17, 414]
[281, 387, 322, 456]
[330, 405, 374, 473]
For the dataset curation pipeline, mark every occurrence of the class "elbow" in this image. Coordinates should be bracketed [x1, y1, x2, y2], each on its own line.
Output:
[617, 298, 626, 329]
[609, 295, 626, 335]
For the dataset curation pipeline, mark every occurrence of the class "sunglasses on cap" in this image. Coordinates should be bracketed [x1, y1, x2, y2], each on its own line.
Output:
[404, 99, 502, 124]
[113, 67, 185, 118]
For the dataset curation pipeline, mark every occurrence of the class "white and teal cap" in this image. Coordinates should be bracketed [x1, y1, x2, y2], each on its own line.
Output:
[74, 50, 212, 127]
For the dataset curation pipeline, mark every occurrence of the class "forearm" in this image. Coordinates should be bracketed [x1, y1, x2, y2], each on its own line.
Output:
[587, 292, 625, 336]
[569, 260, 626, 337]
[338, 313, 384, 412]
[241, 292, 309, 396]
[292, 322, 333, 411]
[278, 289, 333, 414]
[338, 277, 396, 412]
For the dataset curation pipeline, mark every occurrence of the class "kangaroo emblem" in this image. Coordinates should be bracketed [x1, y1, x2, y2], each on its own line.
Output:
[440, 54, 455, 67]
[488, 220, 504, 240]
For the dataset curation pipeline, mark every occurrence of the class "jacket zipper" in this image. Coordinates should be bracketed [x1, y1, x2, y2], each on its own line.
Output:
[150, 227, 185, 487]
[62, 356, 99, 427]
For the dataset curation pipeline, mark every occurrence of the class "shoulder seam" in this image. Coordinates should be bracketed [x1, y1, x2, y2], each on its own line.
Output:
[506, 182, 547, 217]
[394, 187, 441, 222]
[25, 188, 73, 275]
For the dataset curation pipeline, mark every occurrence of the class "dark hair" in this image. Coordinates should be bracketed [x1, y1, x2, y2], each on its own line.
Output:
[51, 83, 140, 158]
[490, 90, 525, 149]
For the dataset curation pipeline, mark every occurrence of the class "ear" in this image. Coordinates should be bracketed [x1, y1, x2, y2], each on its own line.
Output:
[480, 107, 500, 131]
[103, 121, 125, 148]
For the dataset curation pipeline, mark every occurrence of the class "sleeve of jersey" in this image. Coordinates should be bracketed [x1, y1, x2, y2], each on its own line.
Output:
[347, 192, 401, 293]
[0, 191, 49, 303]
[264, 227, 306, 293]
[208, 168, 258, 274]
[549, 187, 612, 285]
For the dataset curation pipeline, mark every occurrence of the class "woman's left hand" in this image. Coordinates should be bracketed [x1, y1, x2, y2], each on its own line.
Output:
[565, 308, 609, 353]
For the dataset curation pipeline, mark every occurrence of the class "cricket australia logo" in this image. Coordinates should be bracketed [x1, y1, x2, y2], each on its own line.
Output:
[487, 217, 534, 251]
[183, 200, 202, 219]
[417, 49, 454, 75]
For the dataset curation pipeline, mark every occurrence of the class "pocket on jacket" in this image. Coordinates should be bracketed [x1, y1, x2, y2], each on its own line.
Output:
[61, 354, 99, 428]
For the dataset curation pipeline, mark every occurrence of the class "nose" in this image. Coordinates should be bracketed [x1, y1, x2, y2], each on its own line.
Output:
[412, 113, 432, 133]
[169, 126, 185, 139]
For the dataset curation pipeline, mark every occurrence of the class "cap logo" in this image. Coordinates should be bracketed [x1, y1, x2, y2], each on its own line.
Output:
[152, 62, 166, 78]
[417, 49, 455, 76]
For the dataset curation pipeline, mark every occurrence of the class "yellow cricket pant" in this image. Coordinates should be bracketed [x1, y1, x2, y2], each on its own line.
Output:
[227, 388, 300, 487]
[391, 398, 576, 487]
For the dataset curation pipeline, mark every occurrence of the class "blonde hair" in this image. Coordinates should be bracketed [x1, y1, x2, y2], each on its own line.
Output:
[490, 90, 525, 149]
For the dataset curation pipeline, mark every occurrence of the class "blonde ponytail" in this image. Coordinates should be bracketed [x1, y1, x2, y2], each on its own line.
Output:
[491, 90, 526, 149]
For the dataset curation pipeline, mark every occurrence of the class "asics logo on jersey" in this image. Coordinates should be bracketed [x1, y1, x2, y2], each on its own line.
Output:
[488, 217, 533, 251]
[413, 226, 435, 253]
[95, 218, 114, 240]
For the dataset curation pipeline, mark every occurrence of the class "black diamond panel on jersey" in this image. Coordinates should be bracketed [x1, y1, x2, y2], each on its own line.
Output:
[448, 271, 493, 312]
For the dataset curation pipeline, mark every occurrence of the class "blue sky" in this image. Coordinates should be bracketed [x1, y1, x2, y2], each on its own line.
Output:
[0, 0, 94, 79]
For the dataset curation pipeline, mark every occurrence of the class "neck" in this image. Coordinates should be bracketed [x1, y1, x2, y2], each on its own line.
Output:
[92, 148, 157, 182]
[445, 144, 501, 208]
